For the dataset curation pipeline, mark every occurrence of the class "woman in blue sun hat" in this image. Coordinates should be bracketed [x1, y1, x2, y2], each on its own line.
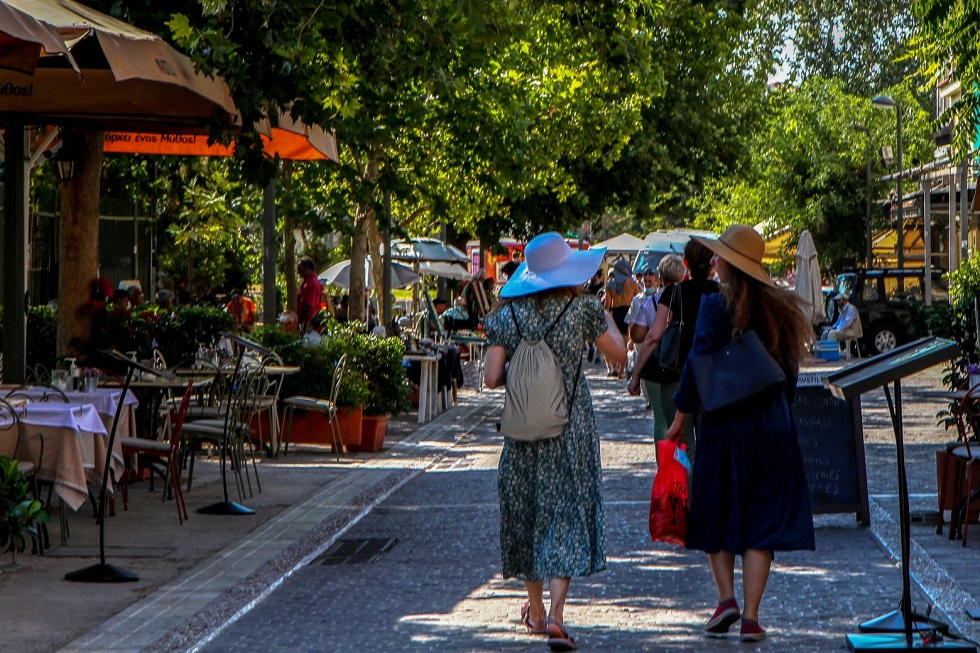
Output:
[483, 232, 625, 651]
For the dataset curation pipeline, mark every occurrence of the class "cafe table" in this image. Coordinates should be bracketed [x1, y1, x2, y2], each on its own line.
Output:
[4, 386, 139, 439]
[101, 376, 212, 446]
[404, 352, 441, 424]
[0, 402, 120, 511]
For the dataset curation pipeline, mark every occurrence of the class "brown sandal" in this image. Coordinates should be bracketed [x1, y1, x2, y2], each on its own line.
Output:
[547, 619, 578, 651]
[521, 600, 548, 635]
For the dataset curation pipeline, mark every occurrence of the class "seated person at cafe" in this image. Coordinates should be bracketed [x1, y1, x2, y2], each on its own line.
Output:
[821, 291, 860, 341]
[442, 297, 474, 332]
[127, 284, 144, 308]
[155, 289, 175, 311]
[428, 297, 448, 333]
[302, 313, 325, 346]
[226, 290, 257, 332]
[112, 288, 131, 312]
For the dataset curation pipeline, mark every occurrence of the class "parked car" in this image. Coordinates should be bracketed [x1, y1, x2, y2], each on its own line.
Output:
[826, 268, 948, 354]
[632, 228, 718, 274]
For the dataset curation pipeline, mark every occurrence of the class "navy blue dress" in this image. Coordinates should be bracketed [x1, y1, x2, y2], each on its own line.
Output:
[674, 294, 815, 554]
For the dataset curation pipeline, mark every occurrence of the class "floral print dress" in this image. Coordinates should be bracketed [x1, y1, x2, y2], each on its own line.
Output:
[483, 294, 608, 582]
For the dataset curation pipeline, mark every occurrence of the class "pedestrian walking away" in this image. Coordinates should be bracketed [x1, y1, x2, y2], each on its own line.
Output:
[665, 223, 815, 643]
[483, 231, 626, 652]
[630, 240, 719, 459]
[602, 258, 639, 378]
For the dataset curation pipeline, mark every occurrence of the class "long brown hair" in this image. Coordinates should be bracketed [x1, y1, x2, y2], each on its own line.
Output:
[721, 268, 811, 372]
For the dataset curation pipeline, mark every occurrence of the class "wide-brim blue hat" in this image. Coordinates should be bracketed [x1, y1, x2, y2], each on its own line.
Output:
[500, 232, 606, 298]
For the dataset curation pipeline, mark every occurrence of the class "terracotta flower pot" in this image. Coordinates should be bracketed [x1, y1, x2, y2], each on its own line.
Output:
[280, 405, 363, 450]
[336, 405, 363, 448]
[350, 414, 389, 452]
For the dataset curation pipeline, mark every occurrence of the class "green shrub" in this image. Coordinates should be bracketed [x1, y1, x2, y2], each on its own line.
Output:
[921, 255, 980, 388]
[255, 324, 371, 407]
[355, 335, 410, 416]
[0, 456, 47, 562]
[0, 305, 59, 372]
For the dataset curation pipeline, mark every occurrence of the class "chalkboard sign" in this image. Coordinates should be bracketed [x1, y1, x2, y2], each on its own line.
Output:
[795, 371, 869, 526]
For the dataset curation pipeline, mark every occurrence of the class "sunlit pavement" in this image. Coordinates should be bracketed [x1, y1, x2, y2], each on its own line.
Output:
[61, 365, 980, 652]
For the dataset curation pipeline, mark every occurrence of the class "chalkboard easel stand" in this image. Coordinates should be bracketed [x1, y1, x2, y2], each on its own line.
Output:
[825, 338, 975, 652]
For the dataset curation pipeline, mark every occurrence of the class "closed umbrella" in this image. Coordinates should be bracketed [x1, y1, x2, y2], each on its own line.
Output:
[320, 258, 420, 290]
[795, 230, 823, 325]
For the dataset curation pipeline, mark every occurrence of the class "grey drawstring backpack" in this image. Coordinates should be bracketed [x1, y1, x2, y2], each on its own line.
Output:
[499, 297, 582, 441]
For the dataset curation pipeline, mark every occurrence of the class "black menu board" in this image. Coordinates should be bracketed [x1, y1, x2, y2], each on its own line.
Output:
[795, 370, 869, 526]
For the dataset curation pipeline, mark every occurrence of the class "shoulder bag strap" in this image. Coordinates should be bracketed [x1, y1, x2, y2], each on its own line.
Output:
[675, 282, 684, 328]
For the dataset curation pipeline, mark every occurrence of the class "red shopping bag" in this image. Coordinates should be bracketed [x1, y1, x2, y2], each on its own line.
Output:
[649, 440, 689, 545]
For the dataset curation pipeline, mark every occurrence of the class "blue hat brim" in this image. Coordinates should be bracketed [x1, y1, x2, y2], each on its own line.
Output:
[500, 247, 605, 298]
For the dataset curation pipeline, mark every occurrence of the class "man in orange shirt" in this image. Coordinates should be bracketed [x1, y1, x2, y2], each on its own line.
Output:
[226, 290, 256, 332]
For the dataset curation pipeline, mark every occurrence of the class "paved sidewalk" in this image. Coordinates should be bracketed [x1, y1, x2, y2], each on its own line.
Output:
[18, 363, 980, 652]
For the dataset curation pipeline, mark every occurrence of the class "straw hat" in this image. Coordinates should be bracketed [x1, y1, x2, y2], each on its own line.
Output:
[693, 224, 774, 287]
[500, 232, 605, 298]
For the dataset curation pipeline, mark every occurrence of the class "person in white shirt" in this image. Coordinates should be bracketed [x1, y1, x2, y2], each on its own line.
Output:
[302, 313, 325, 347]
[821, 292, 859, 340]
[628, 266, 671, 345]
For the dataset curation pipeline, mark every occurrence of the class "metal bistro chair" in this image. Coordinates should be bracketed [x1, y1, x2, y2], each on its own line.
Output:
[280, 354, 348, 461]
[183, 367, 264, 500]
[936, 384, 980, 545]
[0, 396, 48, 554]
[119, 379, 195, 525]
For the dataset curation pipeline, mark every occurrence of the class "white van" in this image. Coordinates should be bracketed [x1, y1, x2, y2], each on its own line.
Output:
[632, 228, 717, 274]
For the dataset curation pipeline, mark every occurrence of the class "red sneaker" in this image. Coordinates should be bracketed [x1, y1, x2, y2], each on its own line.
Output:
[740, 618, 766, 642]
[704, 597, 740, 634]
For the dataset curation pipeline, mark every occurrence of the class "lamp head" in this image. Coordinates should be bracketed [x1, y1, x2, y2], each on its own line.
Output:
[872, 95, 897, 109]
[48, 129, 83, 185]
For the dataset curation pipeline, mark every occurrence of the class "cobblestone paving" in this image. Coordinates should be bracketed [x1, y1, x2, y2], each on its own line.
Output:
[196, 371, 943, 653]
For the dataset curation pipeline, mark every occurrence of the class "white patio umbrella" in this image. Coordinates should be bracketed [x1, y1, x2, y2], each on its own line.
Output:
[418, 260, 472, 281]
[592, 233, 644, 255]
[389, 237, 468, 264]
[320, 257, 420, 289]
[795, 230, 824, 325]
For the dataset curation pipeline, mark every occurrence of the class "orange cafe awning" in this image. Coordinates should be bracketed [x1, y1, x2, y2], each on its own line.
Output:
[103, 112, 338, 162]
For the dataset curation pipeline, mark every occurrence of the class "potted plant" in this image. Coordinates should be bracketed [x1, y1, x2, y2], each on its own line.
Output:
[0, 456, 47, 566]
[350, 334, 411, 452]
[268, 333, 370, 448]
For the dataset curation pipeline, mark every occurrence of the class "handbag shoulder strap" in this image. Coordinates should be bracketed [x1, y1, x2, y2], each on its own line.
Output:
[666, 283, 683, 325]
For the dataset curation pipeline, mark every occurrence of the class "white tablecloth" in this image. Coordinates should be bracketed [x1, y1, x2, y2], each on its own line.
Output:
[0, 402, 123, 511]
[5, 387, 138, 419]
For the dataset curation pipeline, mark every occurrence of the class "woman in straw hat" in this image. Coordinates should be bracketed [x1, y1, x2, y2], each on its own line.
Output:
[664, 224, 814, 643]
[484, 232, 625, 651]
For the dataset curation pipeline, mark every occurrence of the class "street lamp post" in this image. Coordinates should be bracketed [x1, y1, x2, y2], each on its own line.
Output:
[872, 95, 903, 269]
[853, 122, 873, 267]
